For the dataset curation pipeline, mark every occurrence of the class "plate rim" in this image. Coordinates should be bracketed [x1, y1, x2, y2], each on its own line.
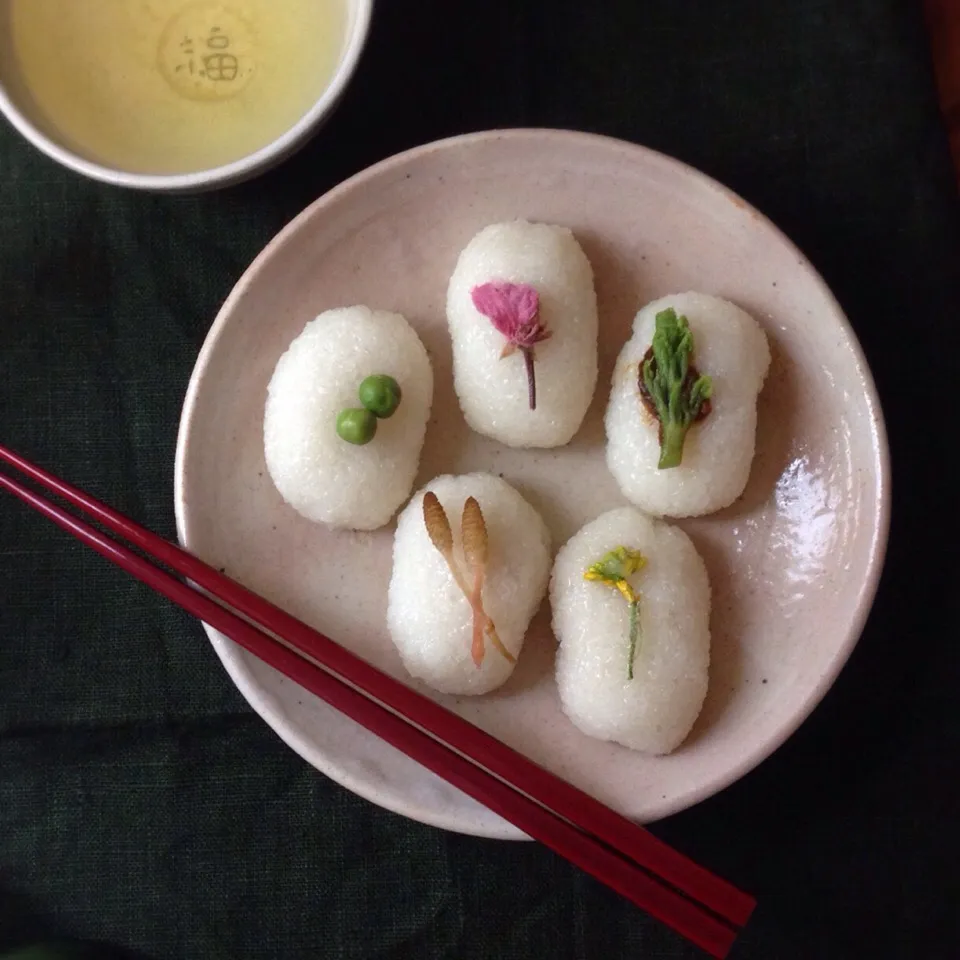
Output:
[174, 127, 891, 839]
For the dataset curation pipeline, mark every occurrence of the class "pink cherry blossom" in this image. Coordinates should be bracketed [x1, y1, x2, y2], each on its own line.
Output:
[471, 282, 547, 345]
[470, 281, 551, 409]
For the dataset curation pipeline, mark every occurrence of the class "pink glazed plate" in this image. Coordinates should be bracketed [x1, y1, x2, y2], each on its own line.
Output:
[174, 130, 889, 839]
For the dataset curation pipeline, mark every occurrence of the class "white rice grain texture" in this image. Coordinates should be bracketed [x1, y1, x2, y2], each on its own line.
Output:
[605, 292, 771, 517]
[387, 473, 551, 695]
[264, 306, 433, 531]
[551, 507, 711, 755]
[446, 220, 598, 448]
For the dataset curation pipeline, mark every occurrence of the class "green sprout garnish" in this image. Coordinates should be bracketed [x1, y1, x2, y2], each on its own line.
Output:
[640, 309, 713, 469]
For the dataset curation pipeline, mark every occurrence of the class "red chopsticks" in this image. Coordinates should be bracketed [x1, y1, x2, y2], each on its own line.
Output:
[0, 444, 754, 957]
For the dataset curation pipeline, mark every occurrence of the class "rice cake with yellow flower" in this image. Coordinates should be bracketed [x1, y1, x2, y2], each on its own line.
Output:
[550, 507, 711, 755]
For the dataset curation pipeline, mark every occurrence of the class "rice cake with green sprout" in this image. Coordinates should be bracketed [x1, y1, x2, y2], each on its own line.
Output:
[605, 293, 770, 517]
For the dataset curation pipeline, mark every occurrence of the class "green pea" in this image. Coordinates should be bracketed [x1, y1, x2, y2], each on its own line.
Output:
[336, 408, 377, 445]
[358, 374, 402, 418]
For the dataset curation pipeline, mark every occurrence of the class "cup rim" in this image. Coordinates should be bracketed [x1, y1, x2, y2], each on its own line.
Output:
[0, 0, 374, 191]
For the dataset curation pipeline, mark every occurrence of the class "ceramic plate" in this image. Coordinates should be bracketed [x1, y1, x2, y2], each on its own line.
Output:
[174, 129, 889, 839]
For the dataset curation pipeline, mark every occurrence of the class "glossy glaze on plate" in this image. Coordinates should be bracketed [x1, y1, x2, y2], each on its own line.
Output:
[174, 130, 889, 839]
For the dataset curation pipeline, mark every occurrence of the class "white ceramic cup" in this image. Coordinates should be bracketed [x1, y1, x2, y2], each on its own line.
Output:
[0, 0, 373, 192]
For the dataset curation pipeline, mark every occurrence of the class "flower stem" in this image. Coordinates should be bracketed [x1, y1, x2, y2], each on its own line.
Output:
[627, 600, 639, 680]
[522, 347, 537, 410]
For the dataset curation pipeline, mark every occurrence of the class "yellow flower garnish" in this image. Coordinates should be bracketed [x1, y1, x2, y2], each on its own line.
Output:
[584, 546, 647, 680]
[584, 546, 646, 601]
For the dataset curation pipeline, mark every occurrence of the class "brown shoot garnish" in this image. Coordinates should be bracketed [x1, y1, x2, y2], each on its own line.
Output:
[460, 500, 515, 665]
[423, 492, 472, 596]
[461, 497, 488, 667]
[421, 492, 513, 668]
[422, 491, 454, 557]
[485, 623, 516, 665]
[461, 497, 488, 571]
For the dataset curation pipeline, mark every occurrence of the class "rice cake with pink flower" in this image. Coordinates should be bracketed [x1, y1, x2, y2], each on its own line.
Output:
[446, 220, 599, 448]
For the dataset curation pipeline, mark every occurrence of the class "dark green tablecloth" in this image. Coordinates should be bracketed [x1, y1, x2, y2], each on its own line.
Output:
[2, 2, 958, 958]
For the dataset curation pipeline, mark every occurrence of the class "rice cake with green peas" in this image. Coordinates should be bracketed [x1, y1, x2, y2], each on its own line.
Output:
[264, 306, 432, 531]
[387, 472, 551, 695]
[550, 507, 711, 755]
[605, 292, 771, 518]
